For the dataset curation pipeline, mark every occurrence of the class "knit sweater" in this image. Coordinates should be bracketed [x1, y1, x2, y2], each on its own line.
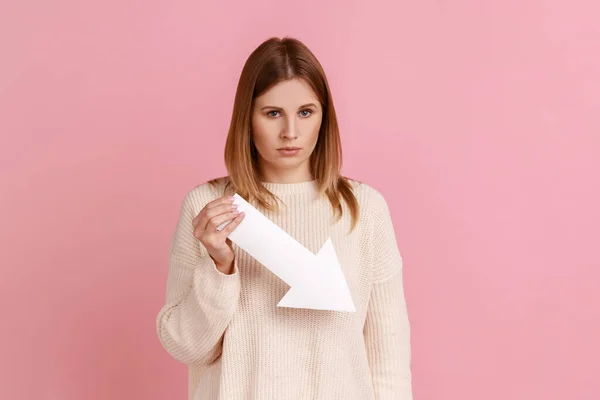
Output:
[156, 178, 412, 400]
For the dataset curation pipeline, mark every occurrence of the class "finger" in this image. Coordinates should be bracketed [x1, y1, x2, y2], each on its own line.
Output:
[218, 212, 245, 236]
[205, 195, 235, 210]
[193, 198, 236, 229]
[203, 203, 238, 226]
[208, 210, 242, 230]
[192, 212, 208, 232]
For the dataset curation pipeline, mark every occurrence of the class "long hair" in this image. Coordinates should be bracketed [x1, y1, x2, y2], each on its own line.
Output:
[211, 36, 359, 231]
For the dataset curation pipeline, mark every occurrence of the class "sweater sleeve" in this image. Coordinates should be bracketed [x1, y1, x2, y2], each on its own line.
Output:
[363, 191, 413, 399]
[156, 189, 241, 366]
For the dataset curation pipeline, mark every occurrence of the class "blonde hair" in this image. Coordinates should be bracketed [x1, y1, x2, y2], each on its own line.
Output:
[210, 36, 359, 230]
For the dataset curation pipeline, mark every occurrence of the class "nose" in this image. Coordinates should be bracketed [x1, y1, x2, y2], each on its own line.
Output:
[280, 117, 298, 140]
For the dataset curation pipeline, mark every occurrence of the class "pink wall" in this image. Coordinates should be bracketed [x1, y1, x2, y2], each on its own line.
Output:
[1, 1, 598, 399]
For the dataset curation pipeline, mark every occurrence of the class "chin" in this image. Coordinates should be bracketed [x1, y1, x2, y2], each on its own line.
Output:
[276, 161, 304, 170]
[270, 158, 305, 169]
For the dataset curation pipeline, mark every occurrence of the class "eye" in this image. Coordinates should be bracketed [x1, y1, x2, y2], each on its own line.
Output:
[299, 109, 313, 117]
[267, 110, 281, 118]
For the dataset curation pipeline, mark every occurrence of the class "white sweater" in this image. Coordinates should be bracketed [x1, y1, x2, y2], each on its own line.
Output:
[156, 178, 412, 400]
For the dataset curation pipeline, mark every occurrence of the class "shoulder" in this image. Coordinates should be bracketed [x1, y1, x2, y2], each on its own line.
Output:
[347, 179, 403, 281]
[343, 177, 391, 218]
[180, 176, 231, 212]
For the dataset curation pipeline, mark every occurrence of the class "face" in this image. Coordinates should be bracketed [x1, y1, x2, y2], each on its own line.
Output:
[251, 78, 323, 183]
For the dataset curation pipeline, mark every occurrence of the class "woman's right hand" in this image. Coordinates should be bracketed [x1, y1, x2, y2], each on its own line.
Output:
[192, 196, 245, 274]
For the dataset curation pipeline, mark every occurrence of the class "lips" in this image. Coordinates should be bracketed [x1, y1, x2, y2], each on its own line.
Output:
[277, 147, 302, 156]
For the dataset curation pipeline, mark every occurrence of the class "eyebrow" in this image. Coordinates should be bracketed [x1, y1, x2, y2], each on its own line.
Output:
[260, 103, 318, 111]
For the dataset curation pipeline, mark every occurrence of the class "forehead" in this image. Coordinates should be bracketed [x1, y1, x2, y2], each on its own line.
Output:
[255, 78, 319, 107]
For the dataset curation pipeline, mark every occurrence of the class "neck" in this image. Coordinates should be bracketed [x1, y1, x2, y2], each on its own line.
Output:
[260, 180, 319, 196]
[259, 166, 313, 184]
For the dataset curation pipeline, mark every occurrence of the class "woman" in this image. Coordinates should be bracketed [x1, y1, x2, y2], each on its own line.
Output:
[156, 36, 413, 400]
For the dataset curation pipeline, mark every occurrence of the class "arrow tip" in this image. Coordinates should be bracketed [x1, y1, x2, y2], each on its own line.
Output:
[276, 238, 356, 312]
[277, 287, 356, 312]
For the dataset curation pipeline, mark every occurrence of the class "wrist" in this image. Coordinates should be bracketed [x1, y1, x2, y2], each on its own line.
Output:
[215, 259, 235, 275]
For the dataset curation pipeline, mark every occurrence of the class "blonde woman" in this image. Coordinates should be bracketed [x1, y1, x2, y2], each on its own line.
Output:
[156, 36, 413, 400]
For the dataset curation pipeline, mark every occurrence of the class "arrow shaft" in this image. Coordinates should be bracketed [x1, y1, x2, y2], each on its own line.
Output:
[227, 195, 316, 285]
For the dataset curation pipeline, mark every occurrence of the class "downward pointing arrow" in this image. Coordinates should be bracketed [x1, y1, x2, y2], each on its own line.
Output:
[217, 194, 356, 312]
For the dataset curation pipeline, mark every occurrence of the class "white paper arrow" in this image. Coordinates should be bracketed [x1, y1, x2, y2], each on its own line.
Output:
[217, 193, 355, 312]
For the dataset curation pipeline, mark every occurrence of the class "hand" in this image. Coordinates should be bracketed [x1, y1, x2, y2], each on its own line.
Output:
[192, 196, 245, 273]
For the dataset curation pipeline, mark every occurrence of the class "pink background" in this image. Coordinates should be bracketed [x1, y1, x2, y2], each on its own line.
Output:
[1, 1, 599, 399]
